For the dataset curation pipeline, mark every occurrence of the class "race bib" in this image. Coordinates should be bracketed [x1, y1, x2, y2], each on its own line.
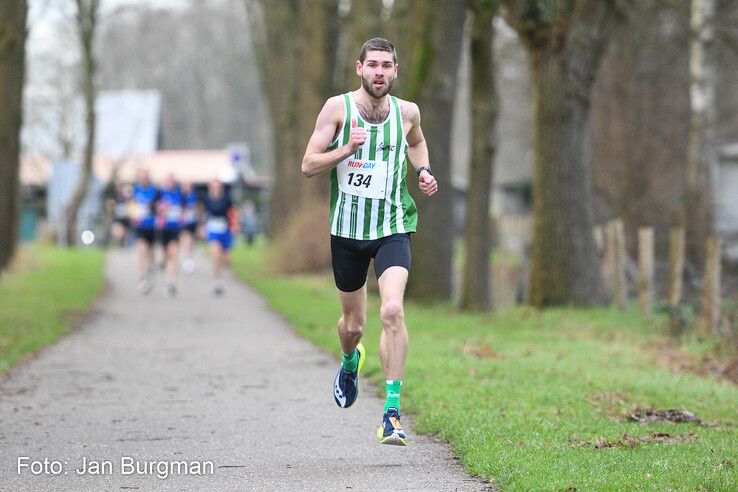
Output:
[132, 203, 150, 220]
[337, 158, 388, 200]
[183, 208, 197, 224]
[166, 204, 182, 222]
[206, 217, 228, 234]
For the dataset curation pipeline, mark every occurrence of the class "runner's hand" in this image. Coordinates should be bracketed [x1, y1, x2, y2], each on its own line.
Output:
[418, 170, 437, 197]
[349, 119, 366, 152]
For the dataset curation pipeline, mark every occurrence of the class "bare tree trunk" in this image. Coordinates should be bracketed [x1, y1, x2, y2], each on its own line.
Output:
[684, 0, 717, 269]
[527, 50, 605, 305]
[0, 0, 27, 271]
[65, 0, 99, 247]
[503, 0, 619, 306]
[253, 0, 340, 236]
[297, 0, 339, 206]
[403, 0, 466, 301]
[250, 0, 299, 236]
[460, 2, 498, 311]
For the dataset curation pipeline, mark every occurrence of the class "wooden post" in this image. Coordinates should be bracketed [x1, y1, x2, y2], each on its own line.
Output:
[668, 227, 685, 308]
[639, 227, 654, 315]
[700, 235, 721, 336]
[603, 220, 616, 299]
[613, 219, 627, 310]
[593, 224, 604, 254]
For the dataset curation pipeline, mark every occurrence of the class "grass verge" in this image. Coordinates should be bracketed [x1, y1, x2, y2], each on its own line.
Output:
[232, 244, 737, 491]
[0, 245, 105, 375]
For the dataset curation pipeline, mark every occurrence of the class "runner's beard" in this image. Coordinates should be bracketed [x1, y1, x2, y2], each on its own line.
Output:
[362, 74, 394, 98]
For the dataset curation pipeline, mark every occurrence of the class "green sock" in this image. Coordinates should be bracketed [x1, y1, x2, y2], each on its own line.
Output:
[341, 350, 359, 372]
[384, 380, 402, 413]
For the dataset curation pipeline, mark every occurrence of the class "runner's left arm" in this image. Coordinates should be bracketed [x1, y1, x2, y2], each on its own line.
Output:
[405, 103, 438, 197]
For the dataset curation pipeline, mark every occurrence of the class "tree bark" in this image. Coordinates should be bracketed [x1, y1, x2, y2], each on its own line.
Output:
[403, 0, 466, 301]
[65, 0, 99, 247]
[460, 1, 498, 311]
[254, 0, 340, 236]
[684, 0, 717, 269]
[250, 0, 299, 236]
[297, 0, 339, 206]
[503, 0, 618, 306]
[0, 0, 27, 271]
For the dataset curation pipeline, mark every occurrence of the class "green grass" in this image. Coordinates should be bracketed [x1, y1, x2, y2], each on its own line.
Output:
[0, 245, 105, 375]
[232, 244, 738, 491]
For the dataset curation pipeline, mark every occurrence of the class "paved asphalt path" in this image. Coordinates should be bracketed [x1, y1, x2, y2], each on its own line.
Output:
[0, 249, 492, 491]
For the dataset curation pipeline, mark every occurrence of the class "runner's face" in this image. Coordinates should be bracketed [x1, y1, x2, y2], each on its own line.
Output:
[357, 51, 396, 99]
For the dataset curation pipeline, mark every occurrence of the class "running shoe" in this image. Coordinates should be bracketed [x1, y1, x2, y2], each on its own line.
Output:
[138, 278, 152, 295]
[166, 282, 177, 297]
[182, 258, 196, 274]
[332, 342, 365, 408]
[377, 408, 407, 446]
[213, 283, 225, 297]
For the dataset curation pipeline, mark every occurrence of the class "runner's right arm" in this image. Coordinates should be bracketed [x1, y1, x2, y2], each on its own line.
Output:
[301, 96, 366, 178]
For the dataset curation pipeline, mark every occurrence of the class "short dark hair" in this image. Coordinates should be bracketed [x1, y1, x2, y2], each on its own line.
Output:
[359, 38, 397, 64]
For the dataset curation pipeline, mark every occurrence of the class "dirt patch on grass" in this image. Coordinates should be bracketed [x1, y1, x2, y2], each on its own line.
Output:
[572, 432, 698, 449]
[627, 408, 702, 424]
[645, 340, 738, 385]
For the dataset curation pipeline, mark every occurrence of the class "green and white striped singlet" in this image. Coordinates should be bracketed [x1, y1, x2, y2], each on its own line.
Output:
[328, 92, 418, 240]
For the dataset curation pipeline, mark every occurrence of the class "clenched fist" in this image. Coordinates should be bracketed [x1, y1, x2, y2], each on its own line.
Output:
[418, 169, 438, 197]
[349, 119, 367, 152]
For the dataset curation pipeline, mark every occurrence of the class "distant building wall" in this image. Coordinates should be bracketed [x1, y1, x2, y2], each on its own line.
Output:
[47, 161, 103, 243]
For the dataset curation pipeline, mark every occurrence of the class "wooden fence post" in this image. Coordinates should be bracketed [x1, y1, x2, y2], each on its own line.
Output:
[700, 235, 721, 336]
[613, 219, 627, 310]
[668, 227, 685, 308]
[639, 227, 654, 315]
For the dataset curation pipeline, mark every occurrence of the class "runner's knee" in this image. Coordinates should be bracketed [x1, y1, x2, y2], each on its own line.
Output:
[339, 314, 365, 337]
[380, 300, 404, 329]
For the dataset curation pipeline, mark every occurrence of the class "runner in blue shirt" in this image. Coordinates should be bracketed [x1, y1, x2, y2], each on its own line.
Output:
[156, 173, 185, 296]
[131, 169, 158, 294]
[180, 181, 200, 275]
[203, 179, 238, 296]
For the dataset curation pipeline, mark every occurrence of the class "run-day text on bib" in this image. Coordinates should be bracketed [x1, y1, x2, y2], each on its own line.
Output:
[336, 158, 388, 200]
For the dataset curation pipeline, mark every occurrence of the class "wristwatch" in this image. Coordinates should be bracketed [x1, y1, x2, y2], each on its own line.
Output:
[416, 166, 432, 177]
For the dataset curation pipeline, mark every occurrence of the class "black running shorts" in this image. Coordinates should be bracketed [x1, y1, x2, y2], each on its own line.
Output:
[135, 228, 155, 245]
[158, 229, 180, 246]
[330, 233, 411, 293]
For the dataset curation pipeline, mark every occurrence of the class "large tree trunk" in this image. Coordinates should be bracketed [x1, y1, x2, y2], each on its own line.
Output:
[684, 0, 717, 269]
[404, 0, 466, 301]
[0, 0, 27, 271]
[460, 2, 498, 311]
[65, 0, 99, 247]
[297, 0, 339, 206]
[254, 0, 340, 236]
[527, 51, 605, 305]
[251, 0, 300, 236]
[504, 0, 618, 306]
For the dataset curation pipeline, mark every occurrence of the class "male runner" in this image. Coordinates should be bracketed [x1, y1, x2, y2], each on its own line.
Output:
[156, 173, 184, 296]
[301, 38, 437, 446]
[203, 179, 238, 296]
[180, 181, 199, 274]
[131, 169, 158, 295]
